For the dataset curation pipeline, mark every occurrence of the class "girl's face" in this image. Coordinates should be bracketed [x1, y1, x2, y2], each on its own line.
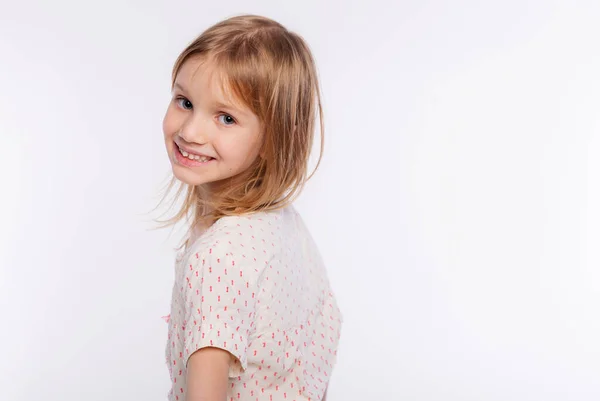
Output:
[163, 56, 263, 187]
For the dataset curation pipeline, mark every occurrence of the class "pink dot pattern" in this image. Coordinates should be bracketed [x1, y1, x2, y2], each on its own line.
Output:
[165, 206, 343, 401]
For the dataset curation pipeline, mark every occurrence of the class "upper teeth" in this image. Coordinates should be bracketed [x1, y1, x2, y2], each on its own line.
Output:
[180, 148, 211, 162]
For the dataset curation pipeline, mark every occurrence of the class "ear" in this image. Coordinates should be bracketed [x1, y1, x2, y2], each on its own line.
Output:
[258, 128, 269, 159]
[258, 133, 266, 159]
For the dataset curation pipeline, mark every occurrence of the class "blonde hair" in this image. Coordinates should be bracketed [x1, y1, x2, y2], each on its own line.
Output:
[155, 14, 324, 236]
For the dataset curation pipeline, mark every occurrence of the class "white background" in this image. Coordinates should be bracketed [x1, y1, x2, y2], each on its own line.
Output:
[1, 0, 599, 400]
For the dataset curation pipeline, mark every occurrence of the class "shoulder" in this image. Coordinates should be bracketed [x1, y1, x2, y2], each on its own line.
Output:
[211, 208, 287, 245]
[184, 207, 294, 271]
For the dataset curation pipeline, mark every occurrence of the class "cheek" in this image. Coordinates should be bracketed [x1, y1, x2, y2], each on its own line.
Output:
[244, 138, 262, 165]
[215, 141, 250, 167]
[162, 106, 179, 138]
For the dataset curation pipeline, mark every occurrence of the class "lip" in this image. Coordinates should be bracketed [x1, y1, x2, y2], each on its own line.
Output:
[175, 142, 214, 159]
[174, 142, 215, 167]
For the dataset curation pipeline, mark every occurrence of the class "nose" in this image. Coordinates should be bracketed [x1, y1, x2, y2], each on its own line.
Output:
[178, 114, 211, 145]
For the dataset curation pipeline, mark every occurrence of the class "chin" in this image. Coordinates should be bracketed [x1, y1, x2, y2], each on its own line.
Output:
[172, 166, 213, 186]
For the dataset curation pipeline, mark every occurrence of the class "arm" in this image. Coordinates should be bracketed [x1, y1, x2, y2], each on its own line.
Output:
[185, 347, 231, 401]
[181, 240, 260, 401]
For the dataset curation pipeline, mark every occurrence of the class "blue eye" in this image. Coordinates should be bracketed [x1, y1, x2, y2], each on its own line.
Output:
[176, 97, 193, 110]
[218, 114, 236, 126]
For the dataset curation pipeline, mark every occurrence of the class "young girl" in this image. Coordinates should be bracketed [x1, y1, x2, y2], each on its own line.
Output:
[158, 14, 342, 401]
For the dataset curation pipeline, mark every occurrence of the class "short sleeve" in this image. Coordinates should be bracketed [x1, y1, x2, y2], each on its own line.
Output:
[181, 239, 261, 377]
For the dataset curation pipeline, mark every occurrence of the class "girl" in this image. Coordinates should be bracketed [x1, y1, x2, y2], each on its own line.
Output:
[158, 14, 342, 401]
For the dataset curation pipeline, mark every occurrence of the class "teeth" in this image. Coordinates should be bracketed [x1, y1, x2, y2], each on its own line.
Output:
[179, 148, 211, 162]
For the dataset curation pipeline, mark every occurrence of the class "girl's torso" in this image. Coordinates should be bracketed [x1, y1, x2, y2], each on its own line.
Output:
[165, 205, 342, 401]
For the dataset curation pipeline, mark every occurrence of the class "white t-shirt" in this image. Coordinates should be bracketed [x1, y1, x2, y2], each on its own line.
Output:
[164, 205, 343, 401]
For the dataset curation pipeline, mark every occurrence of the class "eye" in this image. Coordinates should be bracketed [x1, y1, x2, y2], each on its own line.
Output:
[175, 96, 193, 110]
[217, 114, 236, 126]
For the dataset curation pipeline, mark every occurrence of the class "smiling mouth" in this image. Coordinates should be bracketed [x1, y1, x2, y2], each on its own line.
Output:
[175, 144, 215, 163]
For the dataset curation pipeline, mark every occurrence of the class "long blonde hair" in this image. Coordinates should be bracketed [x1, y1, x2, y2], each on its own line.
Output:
[154, 14, 324, 237]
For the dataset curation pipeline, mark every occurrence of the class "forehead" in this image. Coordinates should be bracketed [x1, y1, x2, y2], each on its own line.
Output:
[174, 56, 244, 109]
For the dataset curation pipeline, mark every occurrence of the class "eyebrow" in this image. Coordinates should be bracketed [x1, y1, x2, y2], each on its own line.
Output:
[214, 100, 247, 115]
[173, 82, 186, 92]
[173, 82, 248, 117]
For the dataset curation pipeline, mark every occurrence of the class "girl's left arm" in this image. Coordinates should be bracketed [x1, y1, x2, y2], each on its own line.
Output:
[180, 235, 262, 400]
[186, 347, 230, 401]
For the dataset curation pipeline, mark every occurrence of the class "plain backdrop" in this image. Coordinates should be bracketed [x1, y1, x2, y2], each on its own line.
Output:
[1, 0, 599, 400]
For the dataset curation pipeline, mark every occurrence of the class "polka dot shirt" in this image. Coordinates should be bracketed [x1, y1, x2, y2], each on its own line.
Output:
[165, 205, 343, 401]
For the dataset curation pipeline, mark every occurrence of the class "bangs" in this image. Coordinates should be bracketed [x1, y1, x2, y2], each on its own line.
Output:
[209, 50, 265, 120]
[176, 53, 258, 117]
